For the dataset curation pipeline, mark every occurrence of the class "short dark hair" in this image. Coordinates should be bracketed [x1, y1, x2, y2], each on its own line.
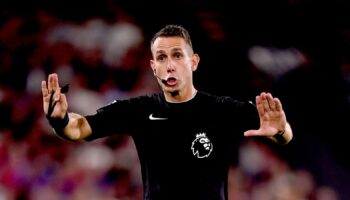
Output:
[150, 24, 193, 50]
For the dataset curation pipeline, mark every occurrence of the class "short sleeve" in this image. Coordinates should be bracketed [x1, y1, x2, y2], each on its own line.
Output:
[84, 97, 150, 141]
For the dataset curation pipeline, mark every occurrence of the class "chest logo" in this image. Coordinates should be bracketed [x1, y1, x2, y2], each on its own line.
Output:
[191, 133, 213, 158]
[149, 113, 168, 120]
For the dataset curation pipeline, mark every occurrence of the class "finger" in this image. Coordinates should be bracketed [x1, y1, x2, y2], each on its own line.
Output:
[48, 74, 53, 93]
[48, 92, 62, 117]
[51, 93, 68, 118]
[60, 93, 68, 109]
[255, 95, 265, 117]
[41, 81, 48, 97]
[244, 129, 260, 137]
[53, 92, 61, 102]
[266, 93, 276, 110]
[261, 93, 270, 112]
[274, 97, 283, 111]
[48, 73, 59, 93]
[42, 81, 49, 114]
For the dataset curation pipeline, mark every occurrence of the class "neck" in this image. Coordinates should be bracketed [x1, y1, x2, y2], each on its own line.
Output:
[164, 86, 197, 103]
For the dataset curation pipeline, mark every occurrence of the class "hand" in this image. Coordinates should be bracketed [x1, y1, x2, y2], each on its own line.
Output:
[41, 73, 68, 119]
[244, 92, 287, 137]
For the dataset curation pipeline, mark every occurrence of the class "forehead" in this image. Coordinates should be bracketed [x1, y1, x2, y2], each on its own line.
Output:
[152, 37, 188, 53]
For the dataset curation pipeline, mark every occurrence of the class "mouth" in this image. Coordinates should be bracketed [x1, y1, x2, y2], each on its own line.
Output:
[165, 77, 177, 86]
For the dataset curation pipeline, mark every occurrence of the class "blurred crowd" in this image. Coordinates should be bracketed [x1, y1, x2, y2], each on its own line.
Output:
[0, 1, 349, 200]
[0, 3, 156, 199]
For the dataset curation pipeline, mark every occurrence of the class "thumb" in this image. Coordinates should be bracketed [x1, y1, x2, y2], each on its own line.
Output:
[244, 129, 260, 137]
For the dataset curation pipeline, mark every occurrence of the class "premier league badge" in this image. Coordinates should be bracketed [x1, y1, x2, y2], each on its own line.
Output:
[191, 132, 213, 158]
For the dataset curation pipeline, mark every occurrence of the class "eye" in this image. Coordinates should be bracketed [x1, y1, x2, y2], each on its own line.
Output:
[200, 138, 209, 143]
[174, 52, 183, 59]
[157, 54, 166, 61]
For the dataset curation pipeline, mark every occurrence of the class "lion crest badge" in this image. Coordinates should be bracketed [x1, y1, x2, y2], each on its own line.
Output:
[191, 132, 213, 158]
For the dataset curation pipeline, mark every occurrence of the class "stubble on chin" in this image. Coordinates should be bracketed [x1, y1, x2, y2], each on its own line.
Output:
[170, 90, 179, 97]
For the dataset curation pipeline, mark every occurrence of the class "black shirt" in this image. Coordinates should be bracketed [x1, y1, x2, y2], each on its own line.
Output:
[85, 91, 259, 200]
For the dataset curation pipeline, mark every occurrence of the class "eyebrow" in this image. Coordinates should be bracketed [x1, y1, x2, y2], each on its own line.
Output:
[155, 50, 165, 55]
[155, 48, 183, 55]
[172, 48, 182, 52]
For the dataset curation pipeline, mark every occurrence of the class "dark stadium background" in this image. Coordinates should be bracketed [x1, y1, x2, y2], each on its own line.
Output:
[1, 0, 349, 199]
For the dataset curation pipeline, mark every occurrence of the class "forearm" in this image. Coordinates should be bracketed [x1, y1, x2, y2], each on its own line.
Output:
[54, 113, 92, 141]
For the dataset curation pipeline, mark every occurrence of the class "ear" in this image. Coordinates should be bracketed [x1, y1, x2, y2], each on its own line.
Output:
[191, 54, 200, 71]
[150, 60, 155, 73]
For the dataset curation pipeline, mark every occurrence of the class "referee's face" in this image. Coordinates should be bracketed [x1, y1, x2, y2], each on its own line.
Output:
[150, 36, 199, 96]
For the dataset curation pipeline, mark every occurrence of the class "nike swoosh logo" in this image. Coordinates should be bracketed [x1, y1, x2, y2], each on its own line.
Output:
[149, 113, 168, 120]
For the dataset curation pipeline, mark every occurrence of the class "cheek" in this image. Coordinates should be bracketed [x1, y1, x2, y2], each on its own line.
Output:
[182, 62, 194, 74]
[154, 63, 166, 72]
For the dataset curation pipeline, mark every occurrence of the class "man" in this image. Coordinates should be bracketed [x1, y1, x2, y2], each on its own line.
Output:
[42, 24, 293, 200]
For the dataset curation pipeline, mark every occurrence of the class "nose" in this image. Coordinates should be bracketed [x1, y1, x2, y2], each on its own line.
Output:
[166, 59, 175, 72]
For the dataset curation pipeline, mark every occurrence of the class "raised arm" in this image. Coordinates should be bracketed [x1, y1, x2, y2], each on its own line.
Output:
[42, 73, 92, 141]
[243, 92, 293, 145]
